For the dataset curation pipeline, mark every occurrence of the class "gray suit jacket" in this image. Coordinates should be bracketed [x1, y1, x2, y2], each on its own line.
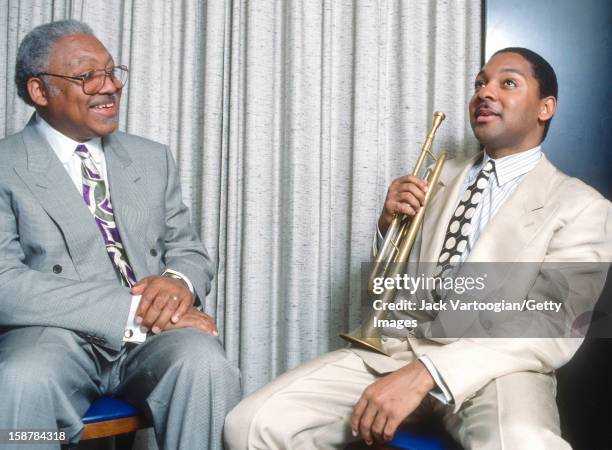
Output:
[0, 117, 213, 351]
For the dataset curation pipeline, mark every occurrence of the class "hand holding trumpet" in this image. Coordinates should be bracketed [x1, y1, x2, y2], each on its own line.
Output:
[378, 176, 429, 235]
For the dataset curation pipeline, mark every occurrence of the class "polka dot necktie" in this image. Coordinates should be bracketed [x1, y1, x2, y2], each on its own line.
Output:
[75, 144, 137, 287]
[432, 160, 495, 297]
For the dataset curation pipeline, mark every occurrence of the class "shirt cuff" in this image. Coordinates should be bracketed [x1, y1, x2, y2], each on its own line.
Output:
[123, 295, 147, 344]
[162, 269, 194, 295]
[418, 355, 453, 405]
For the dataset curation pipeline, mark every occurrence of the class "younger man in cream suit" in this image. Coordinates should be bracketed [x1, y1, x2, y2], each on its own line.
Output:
[224, 48, 612, 449]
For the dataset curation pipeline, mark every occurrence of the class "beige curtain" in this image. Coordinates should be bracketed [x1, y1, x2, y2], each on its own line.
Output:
[1, 0, 481, 398]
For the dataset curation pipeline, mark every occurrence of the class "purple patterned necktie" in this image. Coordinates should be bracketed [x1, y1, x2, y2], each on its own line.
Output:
[75, 144, 136, 287]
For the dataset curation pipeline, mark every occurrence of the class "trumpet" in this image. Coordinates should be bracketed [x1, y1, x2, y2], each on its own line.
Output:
[339, 112, 447, 355]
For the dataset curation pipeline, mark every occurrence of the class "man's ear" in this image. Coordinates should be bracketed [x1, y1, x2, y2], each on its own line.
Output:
[27, 77, 50, 107]
[538, 96, 557, 123]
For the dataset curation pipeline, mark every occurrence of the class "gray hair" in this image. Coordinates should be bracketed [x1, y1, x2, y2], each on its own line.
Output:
[15, 20, 94, 106]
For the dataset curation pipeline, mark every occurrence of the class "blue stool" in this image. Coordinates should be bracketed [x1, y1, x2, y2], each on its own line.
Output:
[367, 427, 458, 450]
[386, 428, 450, 449]
[80, 396, 147, 443]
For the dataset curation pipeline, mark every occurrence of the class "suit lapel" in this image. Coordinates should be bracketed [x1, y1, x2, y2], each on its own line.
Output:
[102, 134, 150, 279]
[433, 155, 556, 336]
[420, 152, 483, 266]
[466, 155, 553, 263]
[15, 118, 115, 279]
[417, 153, 482, 338]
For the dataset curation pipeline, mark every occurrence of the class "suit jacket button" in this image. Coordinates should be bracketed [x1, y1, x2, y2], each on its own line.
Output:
[52, 264, 62, 274]
[150, 249, 158, 256]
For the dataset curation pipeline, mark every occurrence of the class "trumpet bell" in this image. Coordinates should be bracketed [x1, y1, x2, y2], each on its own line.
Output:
[338, 332, 389, 356]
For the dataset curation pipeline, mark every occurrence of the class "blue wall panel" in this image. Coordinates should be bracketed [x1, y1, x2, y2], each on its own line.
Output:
[486, 0, 612, 199]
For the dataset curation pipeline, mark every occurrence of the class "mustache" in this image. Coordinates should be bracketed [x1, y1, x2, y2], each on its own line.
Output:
[474, 101, 500, 116]
[88, 94, 119, 107]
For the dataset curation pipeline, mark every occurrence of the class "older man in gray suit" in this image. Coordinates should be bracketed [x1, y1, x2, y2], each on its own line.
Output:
[0, 20, 240, 449]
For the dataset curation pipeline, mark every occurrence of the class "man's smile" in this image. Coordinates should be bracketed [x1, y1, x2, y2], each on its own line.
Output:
[89, 96, 118, 117]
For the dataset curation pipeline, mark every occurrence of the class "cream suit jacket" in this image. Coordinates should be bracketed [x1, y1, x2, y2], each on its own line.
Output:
[359, 151, 612, 412]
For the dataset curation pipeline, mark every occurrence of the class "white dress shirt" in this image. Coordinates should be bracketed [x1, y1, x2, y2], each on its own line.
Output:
[34, 114, 194, 344]
[376, 146, 542, 404]
[35, 114, 108, 191]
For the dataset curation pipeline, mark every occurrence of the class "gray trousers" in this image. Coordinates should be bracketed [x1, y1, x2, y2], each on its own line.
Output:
[0, 326, 241, 450]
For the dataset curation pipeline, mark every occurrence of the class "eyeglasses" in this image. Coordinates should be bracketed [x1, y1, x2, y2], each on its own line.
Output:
[36, 65, 129, 95]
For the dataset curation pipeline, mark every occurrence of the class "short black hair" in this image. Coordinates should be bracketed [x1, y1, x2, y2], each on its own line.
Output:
[492, 47, 558, 140]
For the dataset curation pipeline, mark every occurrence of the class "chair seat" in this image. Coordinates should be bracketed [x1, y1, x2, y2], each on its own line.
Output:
[366, 426, 459, 450]
[82, 396, 139, 424]
[387, 428, 448, 450]
[80, 396, 146, 441]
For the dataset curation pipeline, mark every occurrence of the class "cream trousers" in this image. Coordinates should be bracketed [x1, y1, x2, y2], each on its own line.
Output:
[224, 347, 569, 450]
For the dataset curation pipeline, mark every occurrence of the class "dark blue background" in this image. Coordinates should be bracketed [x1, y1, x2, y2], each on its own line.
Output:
[486, 0, 611, 200]
[486, 3, 611, 449]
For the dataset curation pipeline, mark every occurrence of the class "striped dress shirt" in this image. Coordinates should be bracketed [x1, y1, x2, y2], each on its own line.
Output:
[457, 146, 542, 263]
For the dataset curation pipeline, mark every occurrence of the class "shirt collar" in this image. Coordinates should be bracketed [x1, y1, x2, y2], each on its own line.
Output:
[34, 114, 104, 164]
[480, 145, 542, 187]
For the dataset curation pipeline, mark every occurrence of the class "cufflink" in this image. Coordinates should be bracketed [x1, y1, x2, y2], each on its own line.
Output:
[124, 329, 134, 339]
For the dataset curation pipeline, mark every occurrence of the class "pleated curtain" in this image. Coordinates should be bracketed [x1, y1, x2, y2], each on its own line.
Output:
[0, 0, 481, 399]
